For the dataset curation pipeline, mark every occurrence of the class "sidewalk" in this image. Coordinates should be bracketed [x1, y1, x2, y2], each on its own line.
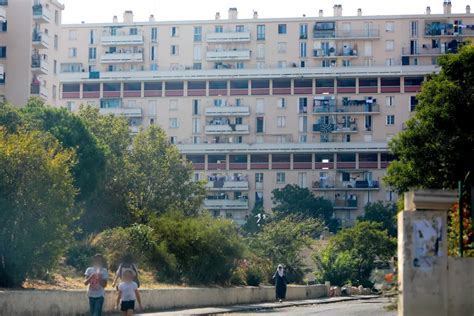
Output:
[136, 295, 380, 315]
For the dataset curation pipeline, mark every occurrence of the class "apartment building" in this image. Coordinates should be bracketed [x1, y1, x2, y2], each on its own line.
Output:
[3, 0, 473, 226]
[0, 0, 64, 106]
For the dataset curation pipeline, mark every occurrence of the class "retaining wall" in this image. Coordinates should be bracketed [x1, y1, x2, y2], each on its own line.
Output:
[0, 284, 328, 316]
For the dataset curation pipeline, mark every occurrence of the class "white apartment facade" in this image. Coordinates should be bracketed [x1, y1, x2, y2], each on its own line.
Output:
[0, 0, 64, 106]
[2, 1, 474, 226]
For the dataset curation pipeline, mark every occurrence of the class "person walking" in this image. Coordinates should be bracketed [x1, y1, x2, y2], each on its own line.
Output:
[116, 269, 143, 316]
[273, 264, 287, 302]
[84, 254, 108, 316]
[112, 254, 140, 289]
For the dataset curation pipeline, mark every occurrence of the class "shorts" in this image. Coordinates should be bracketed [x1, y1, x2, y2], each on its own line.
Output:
[120, 300, 135, 311]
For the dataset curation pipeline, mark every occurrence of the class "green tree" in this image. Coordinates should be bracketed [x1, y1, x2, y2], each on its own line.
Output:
[272, 184, 339, 232]
[242, 204, 268, 235]
[78, 106, 133, 232]
[127, 126, 206, 221]
[358, 202, 397, 237]
[148, 212, 245, 285]
[385, 45, 474, 192]
[0, 102, 22, 133]
[20, 99, 106, 200]
[314, 221, 396, 287]
[249, 216, 323, 283]
[0, 129, 77, 287]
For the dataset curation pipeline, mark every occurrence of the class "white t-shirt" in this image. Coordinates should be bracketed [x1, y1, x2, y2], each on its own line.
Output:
[84, 267, 108, 298]
[119, 281, 138, 301]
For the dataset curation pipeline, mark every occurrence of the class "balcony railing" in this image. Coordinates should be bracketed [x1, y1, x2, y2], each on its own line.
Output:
[32, 32, 49, 48]
[206, 177, 249, 191]
[206, 31, 251, 43]
[101, 35, 144, 46]
[100, 52, 143, 63]
[205, 124, 250, 134]
[314, 28, 380, 39]
[206, 49, 251, 61]
[312, 180, 380, 190]
[204, 198, 249, 210]
[205, 106, 250, 116]
[30, 84, 48, 99]
[32, 4, 51, 23]
[313, 48, 358, 58]
[31, 55, 48, 74]
[313, 123, 358, 133]
[334, 198, 358, 208]
[402, 46, 443, 56]
[99, 108, 143, 118]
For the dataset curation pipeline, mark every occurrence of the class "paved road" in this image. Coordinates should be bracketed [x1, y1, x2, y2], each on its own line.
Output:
[220, 298, 396, 315]
[138, 297, 396, 316]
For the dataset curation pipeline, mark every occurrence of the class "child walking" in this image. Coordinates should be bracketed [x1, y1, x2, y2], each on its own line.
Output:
[116, 269, 143, 315]
[84, 254, 108, 316]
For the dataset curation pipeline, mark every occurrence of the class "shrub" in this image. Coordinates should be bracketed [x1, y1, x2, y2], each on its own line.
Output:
[65, 240, 101, 272]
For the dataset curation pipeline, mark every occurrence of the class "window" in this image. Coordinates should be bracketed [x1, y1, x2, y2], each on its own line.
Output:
[385, 21, 395, 32]
[192, 118, 200, 133]
[277, 116, 286, 127]
[193, 45, 201, 61]
[169, 99, 178, 111]
[169, 118, 179, 128]
[256, 117, 265, 133]
[151, 27, 158, 41]
[278, 24, 287, 34]
[298, 98, 308, 114]
[278, 98, 286, 109]
[88, 47, 96, 60]
[169, 136, 177, 144]
[298, 172, 307, 188]
[214, 25, 223, 33]
[193, 26, 202, 41]
[170, 45, 179, 55]
[256, 99, 265, 114]
[236, 62, 244, 69]
[193, 63, 202, 70]
[277, 60, 287, 68]
[257, 44, 265, 59]
[277, 42, 287, 53]
[68, 30, 77, 40]
[257, 25, 265, 40]
[0, 46, 6, 58]
[255, 173, 264, 184]
[409, 96, 418, 112]
[54, 10, 59, 24]
[386, 115, 395, 125]
[129, 27, 138, 35]
[385, 40, 395, 51]
[299, 24, 308, 39]
[276, 172, 286, 184]
[386, 96, 395, 106]
[410, 21, 418, 37]
[89, 30, 96, 44]
[342, 60, 352, 67]
[53, 60, 57, 74]
[150, 46, 158, 61]
[192, 99, 200, 115]
[193, 136, 201, 144]
[299, 42, 307, 58]
[54, 35, 59, 49]
[170, 26, 179, 37]
[68, 47, 77, 58]
[298, 116, 307, 133]
[385, 58, 396, 66]
[235, 25, 245, 32]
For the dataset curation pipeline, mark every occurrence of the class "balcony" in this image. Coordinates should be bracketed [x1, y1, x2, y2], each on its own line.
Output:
[334, 198, 358, 209]
[402, 46, 443, 56]
[101, 35, 144, 46]
[314, 28, 380, 40]
[206, 177, 249, 191]
[100, 52, 143, 63]
[205, 106, 250, 116]
[206, 49, 251, 61]
[313, 47, 359, 58]
[99, 107, 142, 118]
[206, 31, 251, 43]
[205, 124, 250, 135]
[312, 180, 380, 191]
[32, 32, 49, 49]
[30, 84, 48, 100]
[32, 4, 51, 23]
[0, 6, 5, 23]
[204, 198, 249, 210]
[313, 123, 358, 133]
[31, 55, 48, 75]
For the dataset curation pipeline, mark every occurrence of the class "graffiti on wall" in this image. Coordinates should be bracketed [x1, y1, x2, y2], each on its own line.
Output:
[413, 217, 443, 271]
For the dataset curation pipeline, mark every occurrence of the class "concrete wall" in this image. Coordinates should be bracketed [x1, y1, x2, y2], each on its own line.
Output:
[0, 285, 327, 316]
[447, 257, 474, 316]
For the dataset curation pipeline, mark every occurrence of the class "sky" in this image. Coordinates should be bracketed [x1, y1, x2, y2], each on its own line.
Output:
[60, 0, 471, 24]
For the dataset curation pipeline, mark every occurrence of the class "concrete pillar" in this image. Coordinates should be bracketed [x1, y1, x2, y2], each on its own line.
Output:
[398, 189, 457, 316]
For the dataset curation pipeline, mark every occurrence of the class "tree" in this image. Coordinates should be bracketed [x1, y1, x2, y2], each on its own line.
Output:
[20, 99, 106, 201]
[0, 102, 22, 133]
[78, 106, 133, 232]
[314, 221, 396, 287]
[358, 202, 397, 237]
[126, 126, 206, 221]
[0, 129, 77, 287]
[242, 204, 268, 235]
[272, 184, 339, 232]
[148, 212, 245, 285]
[385, 45, 474, 193]
[249, 216, 323, 283]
